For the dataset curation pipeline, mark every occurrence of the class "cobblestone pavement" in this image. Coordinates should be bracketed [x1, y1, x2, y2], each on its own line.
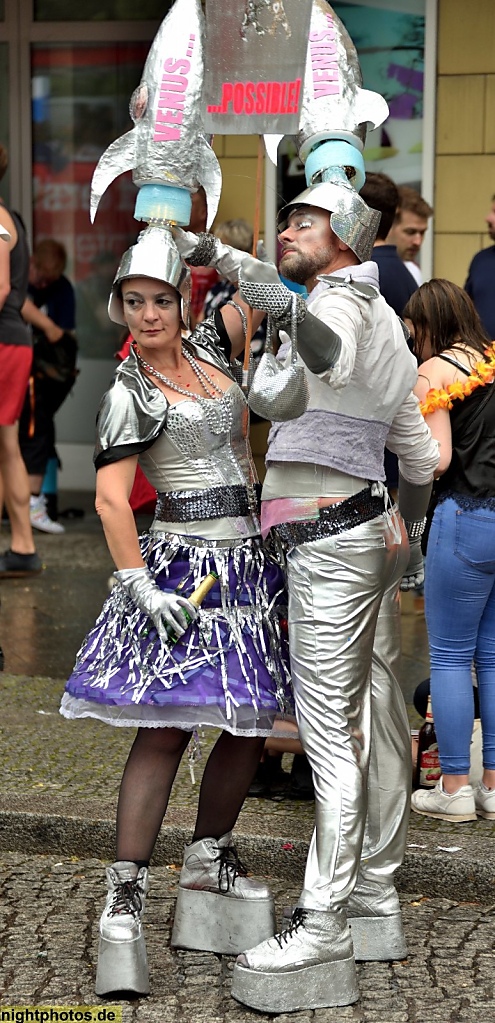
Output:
[1, 851, 495, 1023]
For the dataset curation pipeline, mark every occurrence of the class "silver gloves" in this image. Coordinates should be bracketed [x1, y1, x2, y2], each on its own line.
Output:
[400, 538, 425, 592]
[238, 258, 303, 324]
[115, 567, 197, 642]
[172, 228, 267, 285]
[239, 260, 342, 375]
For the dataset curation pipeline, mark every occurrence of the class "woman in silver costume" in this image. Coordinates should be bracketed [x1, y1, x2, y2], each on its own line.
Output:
[60, 226, 291, 997]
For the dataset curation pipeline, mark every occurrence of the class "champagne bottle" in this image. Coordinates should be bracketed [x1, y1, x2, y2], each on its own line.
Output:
[415, 695, 441, 789]
[167, 570, 219, 643]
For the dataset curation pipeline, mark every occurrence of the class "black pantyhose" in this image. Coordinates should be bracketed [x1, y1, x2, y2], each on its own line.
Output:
[116, 726, 191, 863]
[115, 726, 265, 862]
[192, 731, 265, 841]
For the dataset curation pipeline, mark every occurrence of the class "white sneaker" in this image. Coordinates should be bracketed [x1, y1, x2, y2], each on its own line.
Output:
[411, 778, 477, 822]
[475, 783, 495, 820]
[30, 494, 65, 534]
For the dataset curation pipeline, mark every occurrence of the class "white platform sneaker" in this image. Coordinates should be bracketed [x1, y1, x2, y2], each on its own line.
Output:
[95, 860, 149, 996]
[231, 906, 358, 1013]
[171, 832, 276, 955]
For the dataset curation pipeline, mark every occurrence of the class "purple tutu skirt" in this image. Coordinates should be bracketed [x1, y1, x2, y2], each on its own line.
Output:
[60, 531, 293, 736]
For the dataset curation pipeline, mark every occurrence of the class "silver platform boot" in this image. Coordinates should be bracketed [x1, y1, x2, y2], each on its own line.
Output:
[231, 906, 358, 1013]
[95, 860, 149, 996]
[171, 832, 276, 955]
[347, 876, 407, 961]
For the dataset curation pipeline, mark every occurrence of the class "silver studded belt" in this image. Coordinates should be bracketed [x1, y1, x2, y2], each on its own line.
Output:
[273, 487, 385, 549]
[155, 484, 261, 522]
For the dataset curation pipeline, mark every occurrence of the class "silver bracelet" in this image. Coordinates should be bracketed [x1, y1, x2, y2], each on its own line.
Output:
[225, 300, 248, 339]
[186, 232, 217, 267]
[405, 518, 426, 541]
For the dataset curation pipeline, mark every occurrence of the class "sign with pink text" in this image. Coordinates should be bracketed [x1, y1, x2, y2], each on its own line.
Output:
[203, 0, 312, 134]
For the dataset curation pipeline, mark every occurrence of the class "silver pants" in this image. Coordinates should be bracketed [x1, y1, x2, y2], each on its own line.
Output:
[287, 512, 410, 911]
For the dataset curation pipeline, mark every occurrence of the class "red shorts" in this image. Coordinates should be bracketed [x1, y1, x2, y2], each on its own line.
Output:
[0, 343, 33, 425]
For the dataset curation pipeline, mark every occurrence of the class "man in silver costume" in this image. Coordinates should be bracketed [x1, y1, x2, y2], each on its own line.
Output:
[175, 176, 439, 1012]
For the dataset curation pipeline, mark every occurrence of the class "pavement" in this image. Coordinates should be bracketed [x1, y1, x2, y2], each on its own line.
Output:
[1, 492, 494, 1022]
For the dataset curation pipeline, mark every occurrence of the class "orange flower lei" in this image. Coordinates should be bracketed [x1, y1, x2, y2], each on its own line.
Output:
[419, 342, 495, 416]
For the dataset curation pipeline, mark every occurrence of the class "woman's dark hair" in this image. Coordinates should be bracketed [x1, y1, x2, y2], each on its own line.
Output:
[403, 278, 491, 362]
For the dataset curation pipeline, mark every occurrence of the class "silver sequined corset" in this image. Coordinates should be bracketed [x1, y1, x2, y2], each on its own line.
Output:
[140, 382, 260, 540]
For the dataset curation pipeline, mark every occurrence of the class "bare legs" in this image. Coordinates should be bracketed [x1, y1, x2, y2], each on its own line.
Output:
[0, 423, 36, 554]
[116, 726, 265, 862]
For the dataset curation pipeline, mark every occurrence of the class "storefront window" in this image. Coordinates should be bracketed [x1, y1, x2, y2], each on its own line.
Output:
[34, 0, 166, 19]
[32, 42, 150, 359]
[334, 1, 426, 189]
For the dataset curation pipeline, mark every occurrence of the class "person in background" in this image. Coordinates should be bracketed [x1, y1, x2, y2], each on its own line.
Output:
[387, 185, 433, 286]
[247, 719, 315, 801]
[465, 195, 495, 340]
[19, 239, 76, 534]
[404, 280, 495, 823]
[359, 174, 426, 611]
[0, 143, 42, 578]
[360, 172, 418, 317]
[411, 675, 482, 791]
[202, 220, 257, 317]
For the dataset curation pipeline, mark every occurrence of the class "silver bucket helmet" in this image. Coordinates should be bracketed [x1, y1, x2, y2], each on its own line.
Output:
[108, 224, 191, 327]
[277, 173, 381, 264]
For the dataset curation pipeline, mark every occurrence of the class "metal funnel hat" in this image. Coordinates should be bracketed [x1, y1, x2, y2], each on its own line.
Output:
[108, 224, 191, 326]
[277, 175, 381, 263]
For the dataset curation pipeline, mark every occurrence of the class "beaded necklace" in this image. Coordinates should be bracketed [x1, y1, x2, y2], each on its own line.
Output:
[133, 342, 233, 435]
[134, 342, 224, 400]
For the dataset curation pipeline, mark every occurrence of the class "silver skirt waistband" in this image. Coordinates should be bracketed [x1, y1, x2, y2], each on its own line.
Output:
[156, 484, 261, 522]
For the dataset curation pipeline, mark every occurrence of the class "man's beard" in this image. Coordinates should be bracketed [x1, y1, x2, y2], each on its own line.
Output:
[279, 245, 335, 285]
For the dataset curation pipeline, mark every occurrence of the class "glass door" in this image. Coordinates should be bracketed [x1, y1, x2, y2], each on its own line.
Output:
[31, 40, 152, 360]
[5, 0, 161, 465]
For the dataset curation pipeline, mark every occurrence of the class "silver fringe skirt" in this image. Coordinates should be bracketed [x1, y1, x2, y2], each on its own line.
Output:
[60, 531, 293, 737]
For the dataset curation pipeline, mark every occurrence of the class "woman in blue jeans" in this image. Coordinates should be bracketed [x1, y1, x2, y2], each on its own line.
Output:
[403, 279, 495, 822]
